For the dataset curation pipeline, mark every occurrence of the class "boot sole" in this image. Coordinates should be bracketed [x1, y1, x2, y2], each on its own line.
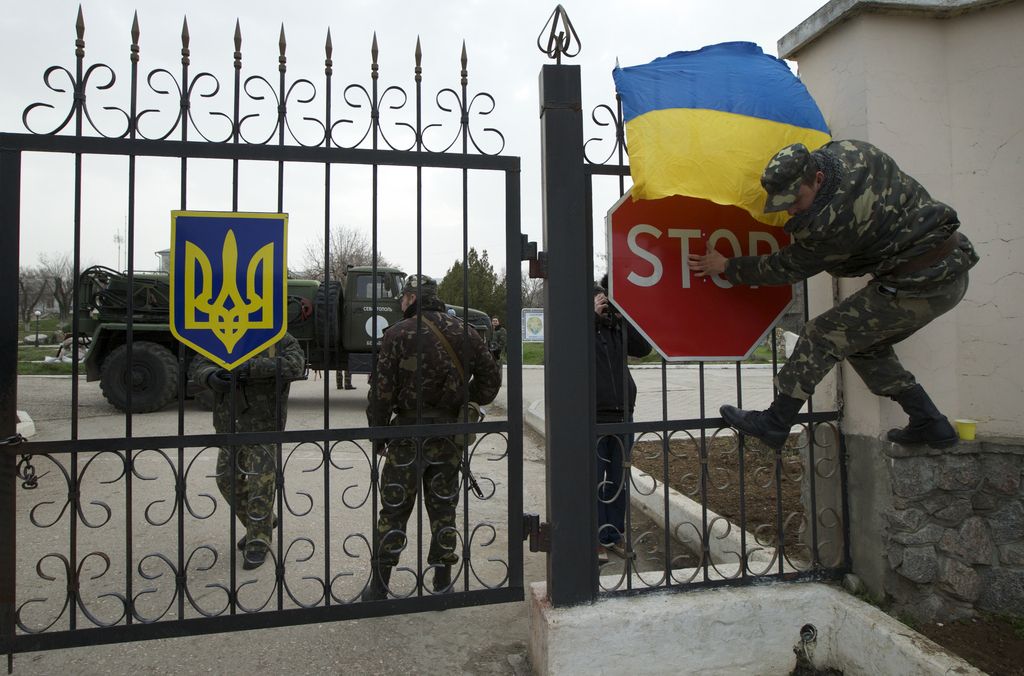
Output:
[719, 406, 787, 450]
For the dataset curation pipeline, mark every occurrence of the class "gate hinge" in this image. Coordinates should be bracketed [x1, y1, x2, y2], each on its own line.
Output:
[520, 234, 547, 279]
[522, 512, 550, 552]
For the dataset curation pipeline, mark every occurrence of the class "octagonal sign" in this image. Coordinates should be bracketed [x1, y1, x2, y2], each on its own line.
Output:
[606, 191, 793, 361]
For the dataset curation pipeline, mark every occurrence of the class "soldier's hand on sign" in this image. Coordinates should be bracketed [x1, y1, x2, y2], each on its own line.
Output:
[207, 369, 233, 394]
[688, 249, 728, 277]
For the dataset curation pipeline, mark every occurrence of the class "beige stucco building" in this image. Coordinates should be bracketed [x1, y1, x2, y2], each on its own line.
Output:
[783, 0, 1024, 439]
[781, 0, 1024, 616]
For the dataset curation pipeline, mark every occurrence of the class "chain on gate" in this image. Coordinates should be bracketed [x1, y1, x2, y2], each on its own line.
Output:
[2, 434, 37, 489]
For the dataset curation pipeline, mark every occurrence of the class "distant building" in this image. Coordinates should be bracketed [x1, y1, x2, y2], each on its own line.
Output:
[155, 249, 170, 272]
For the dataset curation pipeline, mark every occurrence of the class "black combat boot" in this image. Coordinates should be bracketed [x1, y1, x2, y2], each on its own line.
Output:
[242, 544, 268, 571]
[887, 384, 958, 449]
[361, 564, 392, 601]
[720, 394, 804, 450]
[237, 516, 278, 550]
[344, 371, 356, 390]
[432, 565, 452, 593]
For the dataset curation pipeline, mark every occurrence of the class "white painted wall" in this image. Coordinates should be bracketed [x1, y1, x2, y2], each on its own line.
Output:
[786, 1, 1024, 438]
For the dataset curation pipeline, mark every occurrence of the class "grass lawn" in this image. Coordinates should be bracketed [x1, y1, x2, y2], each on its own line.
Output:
[520, 341, 783, 366]
[17, 343, 73, 375]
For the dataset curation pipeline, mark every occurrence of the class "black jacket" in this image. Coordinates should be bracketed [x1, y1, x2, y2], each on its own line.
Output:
[595, 314, 651, 422]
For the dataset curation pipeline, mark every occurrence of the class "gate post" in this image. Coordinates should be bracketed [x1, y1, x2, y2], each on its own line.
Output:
[0, 150, 22, 661]
[539, 64, 596, 605]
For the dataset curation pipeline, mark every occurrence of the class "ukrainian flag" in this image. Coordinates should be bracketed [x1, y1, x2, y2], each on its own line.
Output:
[613, 42, 830, 226]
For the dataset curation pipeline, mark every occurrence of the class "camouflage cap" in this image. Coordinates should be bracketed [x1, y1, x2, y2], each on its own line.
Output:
[401, 274, 438, 300]
[761, 143, 813, 213]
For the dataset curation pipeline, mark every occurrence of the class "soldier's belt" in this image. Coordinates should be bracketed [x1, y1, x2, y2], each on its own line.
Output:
[889, 232, 961, 276]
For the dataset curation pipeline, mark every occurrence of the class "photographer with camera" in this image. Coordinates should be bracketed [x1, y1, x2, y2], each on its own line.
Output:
[594, 274, 651, 563]
[192, 332, 306, 570]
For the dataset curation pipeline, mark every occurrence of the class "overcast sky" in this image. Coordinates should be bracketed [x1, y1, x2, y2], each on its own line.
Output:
[2, 0, 826, 281]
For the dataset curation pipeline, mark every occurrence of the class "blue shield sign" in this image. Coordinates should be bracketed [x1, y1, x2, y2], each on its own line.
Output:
[170, 211, 288, 370]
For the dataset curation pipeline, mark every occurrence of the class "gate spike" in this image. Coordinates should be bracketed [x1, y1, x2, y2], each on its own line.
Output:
[130, 12, 140, 64]
[461, 41, 468, 87]
[371, 33, 378, 80]
[75, 5, 85, 58]
[414, 36, 422, 84]
[279, 23, 287, 72]
[325, 29, 333, 76]
[234, 19, 241, 54]
[181, 16, 190, 66]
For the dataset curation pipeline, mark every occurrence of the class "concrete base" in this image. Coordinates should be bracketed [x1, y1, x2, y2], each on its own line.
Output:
[528, 580, 982, 675]
[16, 409, 36, 438]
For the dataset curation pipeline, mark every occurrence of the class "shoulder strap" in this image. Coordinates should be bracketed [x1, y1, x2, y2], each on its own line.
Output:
[422, 316, 465, 383]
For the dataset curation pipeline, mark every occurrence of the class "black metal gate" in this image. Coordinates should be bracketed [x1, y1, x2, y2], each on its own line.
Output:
[536, 7, 850, 606]
[1, 9, 523, 663]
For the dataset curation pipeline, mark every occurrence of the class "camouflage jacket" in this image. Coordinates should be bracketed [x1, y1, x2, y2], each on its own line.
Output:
[491, 326, 508, 354]
[727, 140, 979, 290]
[367, 300, 502, 427]
[192, 332, 306, 433]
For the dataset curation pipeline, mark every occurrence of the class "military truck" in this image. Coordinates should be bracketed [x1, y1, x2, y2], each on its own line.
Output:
[77, 265, 493, 413]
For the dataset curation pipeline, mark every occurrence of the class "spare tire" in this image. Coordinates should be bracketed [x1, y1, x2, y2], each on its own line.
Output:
[99, 341, 179, 413]
[314, 280, 343, 350]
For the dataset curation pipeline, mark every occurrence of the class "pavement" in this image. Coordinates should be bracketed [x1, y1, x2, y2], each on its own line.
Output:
[11, 365, 775, 675]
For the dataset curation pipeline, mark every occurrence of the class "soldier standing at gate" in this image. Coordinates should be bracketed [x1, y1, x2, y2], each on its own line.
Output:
[689, 140, 978, 450]
[364, 275, 501, 600]
[192, 332, 306, 570]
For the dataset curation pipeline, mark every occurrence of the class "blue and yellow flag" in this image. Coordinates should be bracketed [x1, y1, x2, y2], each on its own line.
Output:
[170, 211, 288, 370]
[613, 42, 830, 226]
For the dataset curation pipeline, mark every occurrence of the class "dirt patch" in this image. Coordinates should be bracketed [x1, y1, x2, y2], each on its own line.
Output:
[631, 435, 808, 556]
[632, 436, 1024, 675]
[914, 615, 1024, 676]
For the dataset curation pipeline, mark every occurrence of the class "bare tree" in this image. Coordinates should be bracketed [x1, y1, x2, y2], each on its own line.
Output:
[39, 252, 73, 320]
[522, 272, 545, 309]
[18, 266, 49, 328]
[299, 225, 391, 281]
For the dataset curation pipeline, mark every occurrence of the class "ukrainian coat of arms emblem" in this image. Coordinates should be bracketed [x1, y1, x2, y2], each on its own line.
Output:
[169, 211, 288, 370]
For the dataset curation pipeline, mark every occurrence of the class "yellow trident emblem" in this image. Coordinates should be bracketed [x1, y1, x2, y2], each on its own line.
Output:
[183, 229, 274, 354]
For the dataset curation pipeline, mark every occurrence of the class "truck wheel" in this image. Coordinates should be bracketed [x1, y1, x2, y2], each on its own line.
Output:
[100, 341, 179, 413]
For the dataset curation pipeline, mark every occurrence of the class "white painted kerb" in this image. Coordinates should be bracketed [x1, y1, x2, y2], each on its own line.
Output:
[528, 581, 983, 675]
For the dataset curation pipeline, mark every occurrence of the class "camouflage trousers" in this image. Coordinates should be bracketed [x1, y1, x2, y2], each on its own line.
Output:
[777, 274, 969, 399]
[216, 444, 276, 551]
[374, 436, 461, 568]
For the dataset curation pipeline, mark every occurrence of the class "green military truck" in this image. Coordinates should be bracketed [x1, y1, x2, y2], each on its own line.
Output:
[77, 265, 493, 413]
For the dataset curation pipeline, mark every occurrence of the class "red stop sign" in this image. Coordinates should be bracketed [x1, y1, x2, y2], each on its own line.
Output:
[606, 192, 792, 361]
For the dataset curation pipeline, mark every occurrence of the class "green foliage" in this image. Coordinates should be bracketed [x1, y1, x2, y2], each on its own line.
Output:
[521, 341, 783, 366]
[437, 248, 505, 324]
[18, 361, 72, 375]
[522, 343, 544, 365]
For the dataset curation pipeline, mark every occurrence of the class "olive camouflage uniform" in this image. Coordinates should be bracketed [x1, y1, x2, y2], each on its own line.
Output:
[490, 323, 507, 363]
[728, 140, 979, 400]
[367, 276, 501, 568]
[192, 332, 306, 554]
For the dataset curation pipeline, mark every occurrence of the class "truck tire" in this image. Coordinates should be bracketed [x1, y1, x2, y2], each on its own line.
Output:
[314, 281, 343, 350]
[99, 341, 178, 413]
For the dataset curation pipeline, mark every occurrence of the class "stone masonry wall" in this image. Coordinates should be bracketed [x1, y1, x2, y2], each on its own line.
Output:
[882, 439, 1024, 621]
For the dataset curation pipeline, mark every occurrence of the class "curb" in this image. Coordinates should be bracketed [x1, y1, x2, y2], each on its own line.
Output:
[510, 385, 767, 564]
[16, 410, 36, 438]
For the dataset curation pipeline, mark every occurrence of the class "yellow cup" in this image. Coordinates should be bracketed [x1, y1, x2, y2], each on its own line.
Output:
[954, 419, 977, 441]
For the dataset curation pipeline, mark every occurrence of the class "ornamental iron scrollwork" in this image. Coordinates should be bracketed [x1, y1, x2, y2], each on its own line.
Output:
[21, 8, 505, 157]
